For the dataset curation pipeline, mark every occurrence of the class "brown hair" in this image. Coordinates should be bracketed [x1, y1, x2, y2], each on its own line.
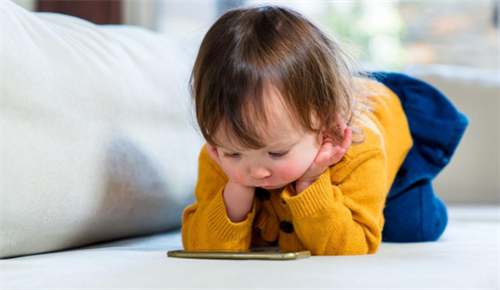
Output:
[189, 5, 376, 151]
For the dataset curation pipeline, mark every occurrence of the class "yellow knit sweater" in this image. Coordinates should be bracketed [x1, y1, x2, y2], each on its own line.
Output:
[181, 80, 413, 256]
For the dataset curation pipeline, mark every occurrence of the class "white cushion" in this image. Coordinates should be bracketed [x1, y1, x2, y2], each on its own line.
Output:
[1, 0, 204, 258]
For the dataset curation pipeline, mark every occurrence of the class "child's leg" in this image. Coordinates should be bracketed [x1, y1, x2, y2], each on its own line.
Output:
[365, 71, 467, 243]
[382, 179, 448, 243]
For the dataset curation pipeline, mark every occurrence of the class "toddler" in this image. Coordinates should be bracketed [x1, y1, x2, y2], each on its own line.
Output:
[181, 5, 469, 255]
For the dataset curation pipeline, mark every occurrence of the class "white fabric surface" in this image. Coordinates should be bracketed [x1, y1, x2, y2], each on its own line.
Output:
[2, 205, 499, 288]
[1, 0, 203, 259]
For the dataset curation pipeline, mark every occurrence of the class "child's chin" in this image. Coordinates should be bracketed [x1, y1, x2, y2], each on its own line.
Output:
[261, 183, 288, 189]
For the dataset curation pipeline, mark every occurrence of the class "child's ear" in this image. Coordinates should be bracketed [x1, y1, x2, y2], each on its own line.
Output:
[205, 143, 223, 168]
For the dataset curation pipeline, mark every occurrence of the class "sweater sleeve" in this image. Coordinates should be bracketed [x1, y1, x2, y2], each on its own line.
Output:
[281, 149, 388, 256]
[181, 144, 260, 251]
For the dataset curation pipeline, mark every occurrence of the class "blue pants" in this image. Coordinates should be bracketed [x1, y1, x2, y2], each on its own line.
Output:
[367, 72, 469, 243]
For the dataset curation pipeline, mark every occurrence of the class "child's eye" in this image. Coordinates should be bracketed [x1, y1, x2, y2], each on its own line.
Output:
[223, 153, 241, 159]
[269, 150, 290, 159]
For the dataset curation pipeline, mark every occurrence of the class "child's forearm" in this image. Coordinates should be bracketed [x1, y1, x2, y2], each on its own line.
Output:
[223, 181, 255, 223]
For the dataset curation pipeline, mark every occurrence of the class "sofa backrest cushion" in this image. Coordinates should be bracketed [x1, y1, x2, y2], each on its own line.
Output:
[1, 0, 204, 259]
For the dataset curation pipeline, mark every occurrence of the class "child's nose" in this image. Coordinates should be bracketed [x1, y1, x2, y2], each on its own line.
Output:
[249, 166, 271, 180]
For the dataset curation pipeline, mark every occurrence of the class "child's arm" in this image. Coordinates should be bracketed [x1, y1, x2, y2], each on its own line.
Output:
[181, 144, 260, 251]
[223, 180, 255, 223]
[205, 142, 257, 223]
[281, 149, 387, 256]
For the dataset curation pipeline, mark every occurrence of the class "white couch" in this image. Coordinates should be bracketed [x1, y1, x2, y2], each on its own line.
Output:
[2, 1, 498, 288]
[3, 206, 498, 288]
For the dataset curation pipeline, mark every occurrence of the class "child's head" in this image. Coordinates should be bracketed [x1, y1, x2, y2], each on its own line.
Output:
[189, 5, 374, 188]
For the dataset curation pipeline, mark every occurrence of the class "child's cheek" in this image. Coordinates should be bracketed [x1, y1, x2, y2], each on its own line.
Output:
[276, 160, 303, 182]
[232, 172, 247, 184]
[221, 163, 246, 184]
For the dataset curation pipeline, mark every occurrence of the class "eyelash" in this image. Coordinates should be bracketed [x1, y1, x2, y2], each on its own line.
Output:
[223, 150, 290, 159]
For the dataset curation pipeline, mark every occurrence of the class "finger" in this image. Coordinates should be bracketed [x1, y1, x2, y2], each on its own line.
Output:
[318, 139, 337, 162]
[317, 145, 334, 163]
[337, 113, 347, 134]
[340, 127, 352, 151]
[329, 147, 346, 164]
[321, 140, 334, 152]
[322, 146, 342, 165]
[335, 148, 346, 163]
[336, 148, 346, 158]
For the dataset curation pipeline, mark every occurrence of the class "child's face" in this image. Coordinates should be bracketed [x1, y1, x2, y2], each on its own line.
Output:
[215, 130, 322, 189]
[213, 85, 323, 190]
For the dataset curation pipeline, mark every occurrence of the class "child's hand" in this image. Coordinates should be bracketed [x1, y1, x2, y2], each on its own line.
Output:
[296, 113, 352, 186]
[206, 143, 255, 223]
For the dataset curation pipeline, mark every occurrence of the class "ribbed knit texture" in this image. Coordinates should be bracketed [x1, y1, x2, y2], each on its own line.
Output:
[181, 80, 413, 255]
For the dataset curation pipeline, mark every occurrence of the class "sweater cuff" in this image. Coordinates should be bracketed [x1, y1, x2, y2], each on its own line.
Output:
[206, 186, 257, 242]
[281, 167, 333, 218]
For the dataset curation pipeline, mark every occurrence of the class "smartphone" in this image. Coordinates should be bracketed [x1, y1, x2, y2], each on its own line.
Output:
[167, 247, 311, 260]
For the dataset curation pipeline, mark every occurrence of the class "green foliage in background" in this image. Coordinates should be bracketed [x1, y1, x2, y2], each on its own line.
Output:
[318, 1, 410, 70]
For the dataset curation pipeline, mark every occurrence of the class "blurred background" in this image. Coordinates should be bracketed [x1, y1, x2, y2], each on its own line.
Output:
[11, 0, 499, 205]
[13, 0, 499, 71]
